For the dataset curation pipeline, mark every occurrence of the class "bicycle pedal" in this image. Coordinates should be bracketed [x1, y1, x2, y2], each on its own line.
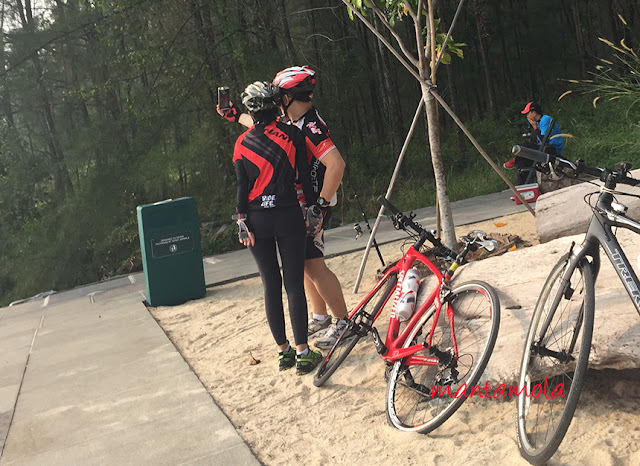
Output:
[370, 327, 388, 356]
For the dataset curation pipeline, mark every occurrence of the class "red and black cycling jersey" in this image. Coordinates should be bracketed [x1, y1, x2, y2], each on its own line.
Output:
[291, 108, 336, 203]
[233, 120, 315, 214]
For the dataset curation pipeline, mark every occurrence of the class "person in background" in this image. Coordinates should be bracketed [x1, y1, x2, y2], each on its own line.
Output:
[504, 101, 563, 185]
[232, 81, 322, 375]
[219, 66, 349, 351]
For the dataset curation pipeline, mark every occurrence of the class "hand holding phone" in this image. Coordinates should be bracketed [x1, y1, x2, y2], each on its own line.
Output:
[218, 86, 230, 110]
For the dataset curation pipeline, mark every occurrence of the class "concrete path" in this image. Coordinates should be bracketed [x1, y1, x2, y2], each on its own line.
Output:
[200, 189, 530, 287]
[0, 189, 528, 465]
[0, 290, 259, 465]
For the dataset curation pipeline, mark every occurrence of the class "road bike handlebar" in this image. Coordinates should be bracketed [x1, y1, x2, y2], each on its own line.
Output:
[512, 145, 640, 187]
[377, 195, 456, 258]
[378, 195, 504, 284]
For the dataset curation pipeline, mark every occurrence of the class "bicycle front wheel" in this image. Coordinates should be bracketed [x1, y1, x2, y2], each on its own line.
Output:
[516, 254, 594, 465]
[386, 281, 500, 433]
[313, 272, 397, 387]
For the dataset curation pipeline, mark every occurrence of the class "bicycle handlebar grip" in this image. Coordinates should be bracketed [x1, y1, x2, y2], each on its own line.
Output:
[577, 162, 604, 178]
[512, 145, 552, 165]
[620, 175, 640, 186]
[377, 195, 401, 215]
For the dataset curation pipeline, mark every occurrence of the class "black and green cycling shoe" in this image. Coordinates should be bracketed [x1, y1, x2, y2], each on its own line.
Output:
[278, 346, 296, 371]
[296, 348, 323, 375]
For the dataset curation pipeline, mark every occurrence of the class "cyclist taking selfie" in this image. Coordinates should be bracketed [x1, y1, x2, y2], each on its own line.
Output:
[232, 81, 322, 375]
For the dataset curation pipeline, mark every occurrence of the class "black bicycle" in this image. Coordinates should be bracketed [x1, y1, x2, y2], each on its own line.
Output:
[512, 145, 640, 465]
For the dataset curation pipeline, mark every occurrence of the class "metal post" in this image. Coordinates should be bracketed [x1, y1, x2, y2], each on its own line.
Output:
[352, 98, 425, 293]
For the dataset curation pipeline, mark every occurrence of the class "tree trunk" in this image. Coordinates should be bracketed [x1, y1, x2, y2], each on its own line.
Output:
[562, 0, 588, 78]
[490, 0, 515, 100]
[190, 0, 218, 107]
[372, 16, 404, 154]
[421, 0, 456, 250]
[308, 0, 321, 67]
[436, 2, 466, 163]
[0, 0, 13, 127]
[16, 0, 73, 198]
[473, 0, 497, 118]
[355, 19, 385, 139]
[609, 0, 626, 41]
[421, 82, 456, 249]
[276, 0, 297, 63]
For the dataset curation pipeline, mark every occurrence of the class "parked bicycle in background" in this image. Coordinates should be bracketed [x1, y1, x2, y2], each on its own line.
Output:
[512, 144, 640, 465]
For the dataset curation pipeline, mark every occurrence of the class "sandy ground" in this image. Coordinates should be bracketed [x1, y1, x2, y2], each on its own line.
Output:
[149, 212, 640, 465]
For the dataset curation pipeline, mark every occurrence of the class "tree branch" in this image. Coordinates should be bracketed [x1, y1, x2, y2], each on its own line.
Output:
[403, 0, 417, 20]
[371, 4, 418, 68]
[432, 0, 466, 75]
[427, 0, 436, 81]
[429, 87, 536, 215]
[341, 0, 421, 82]
[408, 0, 426, 75]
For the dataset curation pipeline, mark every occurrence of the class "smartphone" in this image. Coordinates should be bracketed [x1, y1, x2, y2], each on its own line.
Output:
[218, 86, 230, 110]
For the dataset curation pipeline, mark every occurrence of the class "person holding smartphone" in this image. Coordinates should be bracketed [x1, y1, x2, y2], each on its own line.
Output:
[218, 67, 349, 350]
[233, 81, 322, 375]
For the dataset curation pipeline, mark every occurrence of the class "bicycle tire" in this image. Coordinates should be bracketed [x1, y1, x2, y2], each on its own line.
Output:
[516, 253, 594, 465]
[386, 281, 500, 433]
[313, 272, 397, 387]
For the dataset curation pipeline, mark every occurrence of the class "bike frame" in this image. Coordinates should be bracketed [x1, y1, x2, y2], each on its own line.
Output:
[538, 188, 640, 344]
[350, 245, 457, 367]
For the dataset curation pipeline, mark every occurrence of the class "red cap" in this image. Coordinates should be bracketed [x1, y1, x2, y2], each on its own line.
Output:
[521, 101, 541, 114]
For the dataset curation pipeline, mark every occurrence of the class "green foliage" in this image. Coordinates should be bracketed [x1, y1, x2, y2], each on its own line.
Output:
[345, 0, 465, 65]
[552, 96, 640, 168]
[425, 19, 466, 65]
[561, 18, 640, 115]
[4, 1, 640, 306]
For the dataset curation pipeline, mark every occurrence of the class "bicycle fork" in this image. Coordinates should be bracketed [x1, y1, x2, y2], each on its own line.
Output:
[533, 244, 589, 363]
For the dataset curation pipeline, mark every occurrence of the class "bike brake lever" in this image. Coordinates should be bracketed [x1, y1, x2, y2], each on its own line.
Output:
[387, 214, 401, 230]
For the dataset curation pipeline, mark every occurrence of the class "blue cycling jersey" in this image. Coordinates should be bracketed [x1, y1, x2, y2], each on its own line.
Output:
[538, 115, 563, 155]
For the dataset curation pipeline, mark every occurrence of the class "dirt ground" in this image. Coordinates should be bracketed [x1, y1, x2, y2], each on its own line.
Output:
[149, 211, 640, 466]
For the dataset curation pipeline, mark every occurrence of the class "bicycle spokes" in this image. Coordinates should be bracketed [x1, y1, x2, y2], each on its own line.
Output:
[387, 282, 499, 434]
[400, 367, 431, 398]
[516, 255, 594, 464]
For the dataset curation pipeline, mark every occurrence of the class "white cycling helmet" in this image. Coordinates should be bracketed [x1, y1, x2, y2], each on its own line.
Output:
[241, 81, 280, 112]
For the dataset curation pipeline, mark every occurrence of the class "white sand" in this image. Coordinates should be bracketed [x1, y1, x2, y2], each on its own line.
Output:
[150, 212, 640, 465]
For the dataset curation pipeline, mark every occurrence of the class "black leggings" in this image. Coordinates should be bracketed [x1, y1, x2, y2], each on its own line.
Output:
[247, 206, 308, 347]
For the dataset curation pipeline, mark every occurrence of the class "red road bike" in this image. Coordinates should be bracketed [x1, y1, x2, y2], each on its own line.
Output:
[314, 196, 501, 434]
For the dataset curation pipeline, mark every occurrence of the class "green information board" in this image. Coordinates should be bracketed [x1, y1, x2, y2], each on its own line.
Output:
[137, 197, 206, 306]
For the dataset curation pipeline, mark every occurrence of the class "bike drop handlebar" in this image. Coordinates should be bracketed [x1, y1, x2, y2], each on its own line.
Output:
[512, 145, 640, 187]
[377, 195, 456, 258]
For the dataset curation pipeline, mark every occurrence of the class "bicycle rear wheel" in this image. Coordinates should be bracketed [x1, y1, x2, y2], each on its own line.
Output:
[313, 272, 397, 387]
[386, 281, 500, 433]
[516, 254, 594, 465]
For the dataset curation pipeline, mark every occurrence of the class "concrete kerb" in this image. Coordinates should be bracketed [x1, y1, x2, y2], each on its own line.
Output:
[203, 189, 530, 289]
